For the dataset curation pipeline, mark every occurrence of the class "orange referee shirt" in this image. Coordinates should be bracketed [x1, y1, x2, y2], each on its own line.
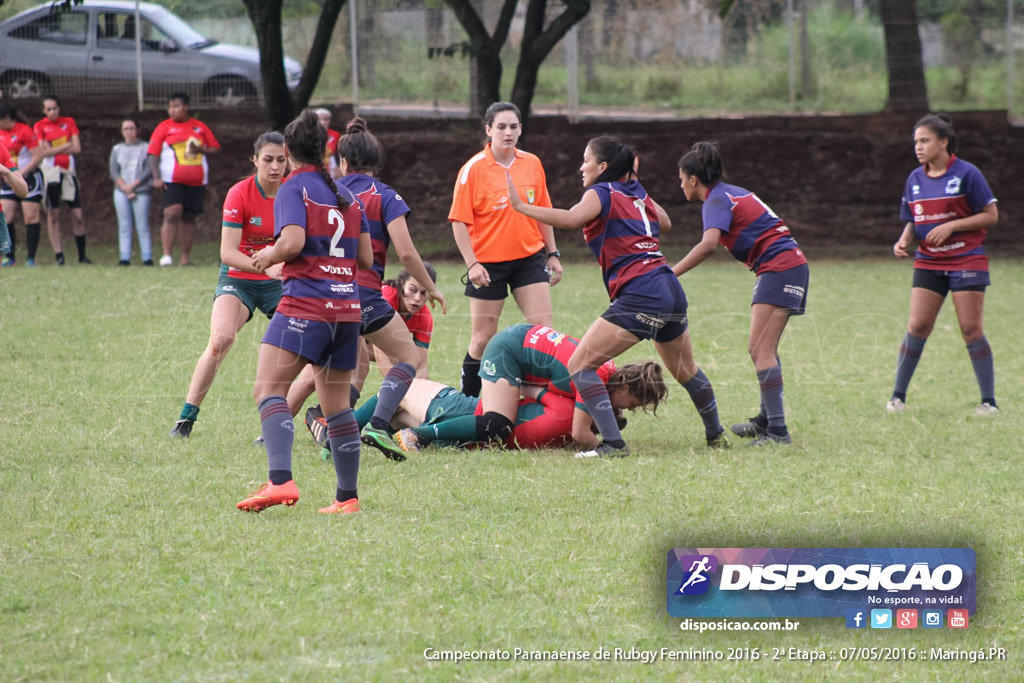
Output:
[449, 143, 551, 263]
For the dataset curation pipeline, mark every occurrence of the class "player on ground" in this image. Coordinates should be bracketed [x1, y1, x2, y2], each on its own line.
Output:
[887, 113, 999, 415]
[34, 97, 88, 265]
[148, 92, 221, 266]
[237, 111, 372, 515]
[672, 141, 809, 446]
[450, 102, 562, 397]
[170, 132, 287, 439]
[508, 137, 727, 456]
[0, 105, 43, 267]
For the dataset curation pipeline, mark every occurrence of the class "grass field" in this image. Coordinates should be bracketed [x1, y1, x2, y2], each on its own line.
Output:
[2, 249, 1022, 680]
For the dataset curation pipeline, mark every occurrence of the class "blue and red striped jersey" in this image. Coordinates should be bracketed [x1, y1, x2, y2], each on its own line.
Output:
[899, 155, 996, 271]
[339, 173, 411, 290]
[702, 182, 805, 274]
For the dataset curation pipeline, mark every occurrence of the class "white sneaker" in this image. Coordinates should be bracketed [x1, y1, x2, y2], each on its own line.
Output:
[886, 397, 906, 413]
[974, 402, 999, 416]
[159, 254, 173, 267]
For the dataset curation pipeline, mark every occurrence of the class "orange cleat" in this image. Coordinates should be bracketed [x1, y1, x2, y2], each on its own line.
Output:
[236, 480, 300, 512]
[318, 498, 360, 515]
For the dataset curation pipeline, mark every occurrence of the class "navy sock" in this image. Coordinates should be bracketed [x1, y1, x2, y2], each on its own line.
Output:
[370, 362, 415, 431]
[756, 364, 787, 434]
[683, 369, 722, 438]
[893, 332, 926, 400]
[571, 368, 624, 446]
[259, 396, 294, 478]
[461, 353, 482, 397]
[966, 336, 995, 405]
[326, 408, 361, 496]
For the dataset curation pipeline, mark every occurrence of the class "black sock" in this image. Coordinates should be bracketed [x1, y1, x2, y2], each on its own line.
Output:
[461, 352, 482, 397]
[268, 469, 292, 485]
[55, 252, 65, 265]
[75, 235, 86, 261]
[337, 488, 358, 502]
[26, 223, 40, 260]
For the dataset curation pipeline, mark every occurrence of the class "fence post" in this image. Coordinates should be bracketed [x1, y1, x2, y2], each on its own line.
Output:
[349, 0, 359, 112]
[566, 25, 579, 123]
[1008, 0, 1015, 118]
[787, 0, 796, 112]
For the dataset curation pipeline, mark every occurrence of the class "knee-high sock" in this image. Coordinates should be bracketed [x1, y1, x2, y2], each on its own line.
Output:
[461, 353, 482, 397]
[369, 362, 416, 431]
[756, 364, 786, 431]
[74, 234, 87, 261]
[412, 414, 479, 446]
[326, 408, 361, 500]
[26, 223, 40, 260]
[571, 368, 624, 446]
[892, 333, 926, 401]
[683, 369, 722, 438]
[354, 395, 378, 430]
[966, 336, 995, 404]
[259, 396, 294, 484]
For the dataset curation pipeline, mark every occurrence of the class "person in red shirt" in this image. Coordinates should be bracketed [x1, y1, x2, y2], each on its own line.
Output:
[0, 104, 43, 267]
[315, 108, 341, 179]
[147, 92, 221, 266]
[34, 97, 87, 265]
[0, 142, 30, 252]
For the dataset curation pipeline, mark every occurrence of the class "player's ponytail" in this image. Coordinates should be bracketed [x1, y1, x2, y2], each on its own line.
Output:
[339, 116, 385, 175]
[284, 110, 349, 208]
[589, 136, 637, 185]
[914, 113, 958, 155]
[678, 141, 724, 186]
[609, 362, 668, 416]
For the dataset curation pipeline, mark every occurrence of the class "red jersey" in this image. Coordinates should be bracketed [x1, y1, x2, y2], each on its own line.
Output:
[471, 389, 576, 449]
[1, 144, 14, 216]
[517, 324, 616, 412]
[325, 128, 340, 168]
[33, 116, 78, 170]
[0, 122, 39, 171]
[148, 117, 220, 186]
[222, 175, 276, 281]
[382, 283, 433, 348]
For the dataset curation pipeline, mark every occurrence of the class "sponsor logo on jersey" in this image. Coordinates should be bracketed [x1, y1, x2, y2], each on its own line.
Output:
[250, 217, 262, 226]
[912, 184, 920, 195]
[483, 360, 497, 376]
[945, 176, 962, 194]
[329, 283, 355, 294]
[527, 189, 535, 205]
[546, 330, 566, 344]
[319, 264, 353, 276]
[636, 241, 658, 250]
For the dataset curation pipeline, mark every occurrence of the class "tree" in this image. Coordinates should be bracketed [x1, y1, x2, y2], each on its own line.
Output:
[878, 0, 929, 112]
[241, 0, 348, 130]
[444, 0, 591, 119]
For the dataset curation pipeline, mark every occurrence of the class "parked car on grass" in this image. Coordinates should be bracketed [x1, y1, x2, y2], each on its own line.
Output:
[0, 0, 302, 107]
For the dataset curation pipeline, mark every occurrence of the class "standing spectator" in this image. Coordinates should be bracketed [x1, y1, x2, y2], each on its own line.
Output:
[449, 102, 562, 397]
[33, 96, 88, 265]
[109, 118, 154, 266]
[0, 104, 43, 266]
[148, 92, 220, 266]
[315, 108, 341, 179]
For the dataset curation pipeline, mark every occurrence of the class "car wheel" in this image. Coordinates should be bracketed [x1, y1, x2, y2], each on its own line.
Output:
[1, 72, 50, 99]
[204, 77, 255, 108]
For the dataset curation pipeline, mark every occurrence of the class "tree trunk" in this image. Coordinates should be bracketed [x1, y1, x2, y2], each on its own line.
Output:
[879, 0, 928, 112]
[511, 0, 590, 119]
[292, 0, 347, 108]
[444, 0, 517, 117]
[242, 0, 294, 130]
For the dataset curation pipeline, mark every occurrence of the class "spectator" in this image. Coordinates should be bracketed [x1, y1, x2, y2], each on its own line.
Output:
[0, 104, 43, 266]
[34, 96, 88, 265]
[109, 118, 154, 266]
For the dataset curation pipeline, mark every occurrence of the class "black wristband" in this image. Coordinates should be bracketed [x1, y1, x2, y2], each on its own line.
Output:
[547, 250, 561, 259]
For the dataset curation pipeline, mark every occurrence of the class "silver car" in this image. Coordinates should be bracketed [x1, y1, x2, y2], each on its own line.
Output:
[0, 0, 302, 106]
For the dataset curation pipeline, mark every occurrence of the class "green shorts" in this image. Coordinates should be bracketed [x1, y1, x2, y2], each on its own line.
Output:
[215, 265, 282, 321]
[480, 323, 531, 387]
[424, 387, 479, 425]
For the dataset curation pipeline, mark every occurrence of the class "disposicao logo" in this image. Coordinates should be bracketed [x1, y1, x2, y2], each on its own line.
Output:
[667, 548, 975, 619]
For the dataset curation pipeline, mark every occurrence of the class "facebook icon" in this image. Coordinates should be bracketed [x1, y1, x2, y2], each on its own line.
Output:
[845, 609, 867, 629]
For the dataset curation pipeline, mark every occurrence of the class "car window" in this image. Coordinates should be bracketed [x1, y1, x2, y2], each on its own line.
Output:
[9, 10, 88, 45]
[96, 12, 172, 51]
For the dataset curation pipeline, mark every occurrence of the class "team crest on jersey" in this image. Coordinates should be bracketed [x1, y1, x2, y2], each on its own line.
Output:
[945, 176, 962, 194]
[250, 217, 262, 226]
[546, 330, 566, 345]
[912, 184, 920, 195]
[192, 126, 202, 134]
[914, 204, 924, 215]
[527, 189, 536, 205]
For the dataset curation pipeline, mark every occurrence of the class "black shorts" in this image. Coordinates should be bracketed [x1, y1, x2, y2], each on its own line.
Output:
[1, 169, 44, 202]
[162, 183, 206, 215]
[464, 250, 549, 300]
[45, 175, 81, 209]
[912, 267, 989, 296]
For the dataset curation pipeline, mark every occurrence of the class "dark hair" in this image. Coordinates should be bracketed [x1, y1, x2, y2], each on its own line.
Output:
[252, 131, 285, 157]
[383, 263, 437, 293]
[484, 101, 521, 127]
[608, 362, 668, 415]
[284, 110, 348, 208]
[121, 117, 140, 129]
[169, 92, 190, 106]
[338, 117, 385, 175]
[588, 136, 637, 185]
[678, 141, 724, 186]
[0, 103, 25, 123]
[914, 113, 958, 155]
[42, 95, 60, 107]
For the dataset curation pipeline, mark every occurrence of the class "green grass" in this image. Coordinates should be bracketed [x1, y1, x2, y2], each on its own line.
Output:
[2, 248, 1023, 680]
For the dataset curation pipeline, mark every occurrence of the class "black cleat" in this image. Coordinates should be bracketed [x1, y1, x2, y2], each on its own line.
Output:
[730, 416, 768, 438]
[170, 419, 194, 439]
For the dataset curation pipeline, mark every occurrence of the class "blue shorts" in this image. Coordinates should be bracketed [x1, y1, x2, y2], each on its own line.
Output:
[600, 268, 688, 343]
[752, 264, 809, 315]
[358, 285, 397, 335]
[913, 267, 989, 295]
[262, 313, 361, 370]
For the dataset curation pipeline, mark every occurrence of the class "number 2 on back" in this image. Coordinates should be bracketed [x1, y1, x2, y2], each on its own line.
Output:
[328, 208, 346, 257]
[633, 198, 653, 237]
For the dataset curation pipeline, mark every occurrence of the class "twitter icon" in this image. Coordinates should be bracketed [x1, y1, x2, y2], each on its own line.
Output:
[871, 609, 892, 629]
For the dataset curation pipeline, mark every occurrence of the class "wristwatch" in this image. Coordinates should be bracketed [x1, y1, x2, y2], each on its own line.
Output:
[547, 250, 561, 259]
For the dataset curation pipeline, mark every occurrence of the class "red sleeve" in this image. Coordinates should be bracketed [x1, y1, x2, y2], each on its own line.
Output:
[200, 122, 220, 151]
[508, 393, 575, 449]
[147, 121, 167, 155]
[66, 118, 80, 136]
[222, 181, 246, 228]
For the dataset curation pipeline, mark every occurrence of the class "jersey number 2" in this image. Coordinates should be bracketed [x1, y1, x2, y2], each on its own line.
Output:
[328, 208, 346, 257]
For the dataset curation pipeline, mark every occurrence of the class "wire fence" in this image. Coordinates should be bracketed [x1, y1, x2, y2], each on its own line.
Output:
[1, 0, 1022, 118]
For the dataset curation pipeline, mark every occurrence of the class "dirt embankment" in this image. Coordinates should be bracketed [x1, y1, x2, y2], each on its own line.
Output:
[36, 99, 1024, 259]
